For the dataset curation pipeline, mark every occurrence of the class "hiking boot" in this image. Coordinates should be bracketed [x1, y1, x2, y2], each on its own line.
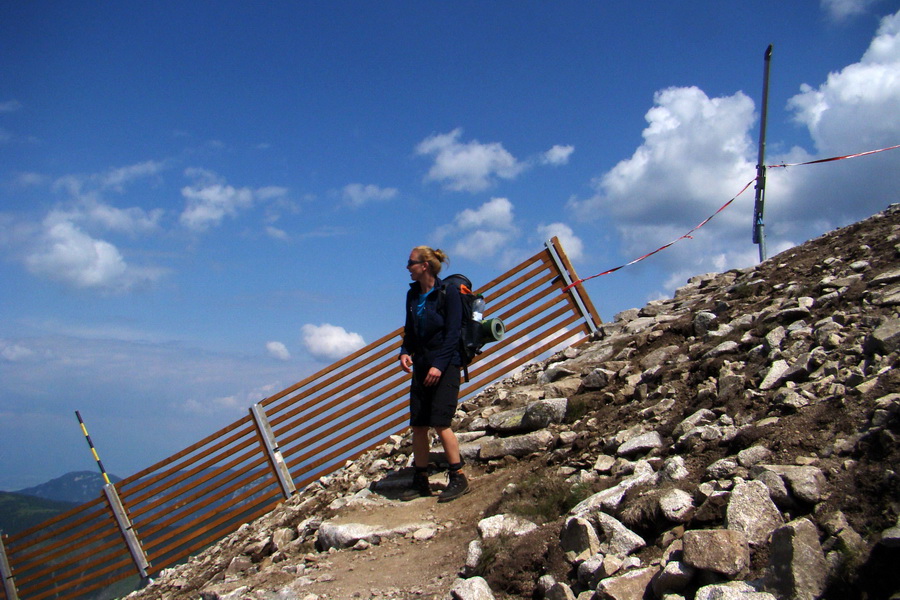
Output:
[398, 471, 432, 501]
[438, 471, 470, 503]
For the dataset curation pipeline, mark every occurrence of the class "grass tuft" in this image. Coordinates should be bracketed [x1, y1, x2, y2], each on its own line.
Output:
[493, 472, 598, 524]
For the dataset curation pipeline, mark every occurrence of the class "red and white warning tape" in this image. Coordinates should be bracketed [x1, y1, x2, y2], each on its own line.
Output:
[768, 144, 900, 169]
[563, 143, 900, 292]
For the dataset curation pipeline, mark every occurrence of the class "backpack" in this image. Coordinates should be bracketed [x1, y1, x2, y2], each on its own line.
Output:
[440, 274, 505, 382]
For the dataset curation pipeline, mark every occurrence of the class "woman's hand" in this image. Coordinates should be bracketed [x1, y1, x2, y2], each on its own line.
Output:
[424, 367, 442, 386]
[399, 354, 413, 373]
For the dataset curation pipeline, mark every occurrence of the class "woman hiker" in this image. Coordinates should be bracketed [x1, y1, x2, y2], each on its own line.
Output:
[398, 245, 470, 502]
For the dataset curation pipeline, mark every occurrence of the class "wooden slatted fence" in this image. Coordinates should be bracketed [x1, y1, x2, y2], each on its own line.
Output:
[0, 237, 601, 600]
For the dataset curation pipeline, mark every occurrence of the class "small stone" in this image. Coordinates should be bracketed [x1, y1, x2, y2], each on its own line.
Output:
[477, 514, 538, 538]
[617, 431, 663, 457]
[413, 527, 436, 541]
[683, 529, 750, 577]
[593, 454, 616, 473]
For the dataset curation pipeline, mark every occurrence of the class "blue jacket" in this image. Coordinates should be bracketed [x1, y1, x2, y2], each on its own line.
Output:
[400, 276, 462, 373]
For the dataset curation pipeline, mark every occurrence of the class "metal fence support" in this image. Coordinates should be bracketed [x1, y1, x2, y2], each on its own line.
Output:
[251, 403, 297, 499]
[0, 535, 18, 600]
[102, 484, 151, 580]
[545, 238, 599, 335]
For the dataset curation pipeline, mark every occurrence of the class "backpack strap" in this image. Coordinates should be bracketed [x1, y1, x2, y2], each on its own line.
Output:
[436, 280, 470, 383]
[437, 285, 447, 317]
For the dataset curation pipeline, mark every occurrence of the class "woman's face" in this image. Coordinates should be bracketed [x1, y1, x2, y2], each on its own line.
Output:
[407, 249, 428, 282]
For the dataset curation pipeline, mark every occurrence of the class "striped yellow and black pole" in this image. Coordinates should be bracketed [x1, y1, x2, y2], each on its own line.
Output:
[74, 410, 152, 581]
[75, 410, 111, 485]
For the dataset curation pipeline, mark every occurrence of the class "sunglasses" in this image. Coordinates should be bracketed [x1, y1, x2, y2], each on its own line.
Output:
[407, 259, 426, 268]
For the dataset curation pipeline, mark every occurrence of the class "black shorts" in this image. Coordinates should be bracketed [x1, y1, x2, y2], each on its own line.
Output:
[409, 366, 461, 428]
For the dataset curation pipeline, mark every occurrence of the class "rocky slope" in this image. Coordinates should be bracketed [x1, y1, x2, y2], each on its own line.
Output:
[127, 205, 900, 600]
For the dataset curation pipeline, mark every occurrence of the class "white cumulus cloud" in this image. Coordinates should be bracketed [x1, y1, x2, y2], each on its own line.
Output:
[2, 161, 171, 292]
[821, 0, 881, 21]
[266, 341, 291, 361]
[342, 183, 398, 207]
[78, 202, 163, 235]
[537, 223, 584, 261]
[455, 197, 516, 230]
[301, 323, 366, 362]
[24, 216, 166, 292]
[1, 340, 34, 362]
[179, 170, 290, 232]
[565, 85, 763, 295]
[180, 182, 254, 231]
[53, 160, 164, 197]
[570, 86, 756, 230]
[435, 197, 521, 261]
[542, 144, 575, 166]
[255, 186, 289, 201]
[789, 10, 900, 153]
[416, 128, 525, 192]
[265, 226, 289, 240]
[774, 8, 900, 227]
[99, 160, 164, 191]
[43, 161, 165, 235]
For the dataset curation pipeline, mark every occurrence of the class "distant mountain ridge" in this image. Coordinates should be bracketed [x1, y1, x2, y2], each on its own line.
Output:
[13, 470, 121, 504]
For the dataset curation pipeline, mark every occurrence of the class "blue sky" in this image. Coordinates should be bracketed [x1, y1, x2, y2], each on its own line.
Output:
[2, 1, 899, 491]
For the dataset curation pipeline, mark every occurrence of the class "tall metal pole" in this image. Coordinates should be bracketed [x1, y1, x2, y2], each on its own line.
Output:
[76, 410, 112, 484]
[752, 44, 773, 262]
[75, 411, 152, 582]
[0, 534, 18, 600]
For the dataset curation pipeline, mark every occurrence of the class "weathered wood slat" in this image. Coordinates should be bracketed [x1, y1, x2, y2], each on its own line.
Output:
[8, 507, 117, 569]
[282, 392, 410, 476]
[263, 327, 403, 416]
[288, 397, 409, 469]
[15, 529, 125, 589]
[24, 554, 133, 600]
[117, 415, 254, 497]
[464, 311, 584, 390]
[139, 454, 270, 542]
[5, 496, 107, 546]
[129, 430, 261, 522]
[147, 487, 283, 573]
[120, 417, 256, 507]
[487, 265, 556, 313]
[276, 368, 407, 450]
[289, 426, 407, 495]
[267, 337, 403, 429]
[288, 409, 410, 481]
[273, 355, 404, 441]
[552, 240, 603, 328]
[145, 481, 281, 562]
